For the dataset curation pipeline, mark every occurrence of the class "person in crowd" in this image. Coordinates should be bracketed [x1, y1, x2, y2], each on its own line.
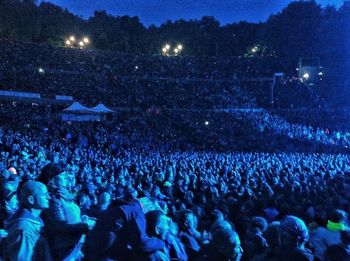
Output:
[203, 228, 243, 261]
[209, 209, 234, 234]
[179, 209, 210, 260]
[274, 215, 314, 261]
[83, 189, 165, 261]
[146, 210, 188, 261]
[310, 209, 348, 261]
[38, 163, 95, 261]
[3, 181, 51, 261]
[243, 216, 268, 260]
[88, 192, 111, 218]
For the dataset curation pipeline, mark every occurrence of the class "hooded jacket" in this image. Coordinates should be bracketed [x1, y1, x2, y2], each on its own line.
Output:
[4, 208, 51, 261]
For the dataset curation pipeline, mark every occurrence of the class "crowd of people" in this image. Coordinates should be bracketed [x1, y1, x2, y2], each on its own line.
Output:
[0, 40, 350, 261]
[0, 39, 315, 109]
[0, 101, 348, 260]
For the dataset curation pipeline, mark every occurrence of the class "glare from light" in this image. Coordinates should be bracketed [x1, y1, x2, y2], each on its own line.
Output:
[79, 41, 84, 47]
[174, 48, 179, 54]
[165, 44, 170, 50]
[69, 36, 75, 42]
[303, 73, 310, 80]
[177, 44, 183, 50]
[296, 68, 299, 71]
[205, 121, 209, 126]
[38, 68, 45, 73]
[318, 72, 323, 76]
[135, 66, 138, 69]
[83, 37, 89, 44]
[162, 48, 167, 53]
[65, 40, 71, 45]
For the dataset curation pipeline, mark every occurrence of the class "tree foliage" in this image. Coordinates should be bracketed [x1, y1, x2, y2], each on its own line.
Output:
[0, 0, 348, 63]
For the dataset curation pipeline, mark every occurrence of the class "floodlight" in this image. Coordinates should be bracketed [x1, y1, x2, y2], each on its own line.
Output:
[302, 73, 310, 80]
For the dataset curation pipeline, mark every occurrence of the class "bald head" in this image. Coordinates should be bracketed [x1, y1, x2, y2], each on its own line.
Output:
[20, 181, 50, 210]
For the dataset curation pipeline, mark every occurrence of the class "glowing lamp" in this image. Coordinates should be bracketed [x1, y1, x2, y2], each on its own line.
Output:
[303, 73, 310, 80]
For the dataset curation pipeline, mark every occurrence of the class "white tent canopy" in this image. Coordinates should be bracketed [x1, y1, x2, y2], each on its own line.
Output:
[61, 102, 114, 122]
[63, 102, 91, 113]
[89, 103, 115, 113]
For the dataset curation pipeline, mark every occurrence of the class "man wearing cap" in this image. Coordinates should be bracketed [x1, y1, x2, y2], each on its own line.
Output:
[4, 180, 51, 261]
[38, 163, 94, 260]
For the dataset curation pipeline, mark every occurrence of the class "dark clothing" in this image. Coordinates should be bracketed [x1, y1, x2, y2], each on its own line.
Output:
[179, 228, 201, 260]
[266, 246, 314, 261]
[195, 245, 230, 261]
[84, 199, 165, 261]
[42, 195, 89, 260]
[244, 230, 268, 259]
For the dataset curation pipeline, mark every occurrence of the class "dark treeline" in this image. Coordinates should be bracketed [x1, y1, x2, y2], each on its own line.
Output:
[0, 0, 349, 59]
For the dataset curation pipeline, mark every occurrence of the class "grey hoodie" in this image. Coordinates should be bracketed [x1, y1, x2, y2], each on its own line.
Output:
[4, 208, 51, 261]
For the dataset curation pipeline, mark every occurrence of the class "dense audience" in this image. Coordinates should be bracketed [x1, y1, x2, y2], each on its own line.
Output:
[0, 39, 315, 109]
[1, 40, 350, 261]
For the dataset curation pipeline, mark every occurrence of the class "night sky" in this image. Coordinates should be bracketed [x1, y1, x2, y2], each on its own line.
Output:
[39, 0, 344, 26]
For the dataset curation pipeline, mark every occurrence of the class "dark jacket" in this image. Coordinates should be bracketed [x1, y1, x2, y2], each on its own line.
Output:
[84, 199, 165, 261]
[42, 194, 89, 260]
[179, 228, 201, 260]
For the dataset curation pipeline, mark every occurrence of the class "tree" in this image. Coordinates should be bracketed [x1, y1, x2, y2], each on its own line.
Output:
[264, 0, 322, 70]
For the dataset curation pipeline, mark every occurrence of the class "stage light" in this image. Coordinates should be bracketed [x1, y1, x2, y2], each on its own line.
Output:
[162, 47, 167, 53]
[205, 121, 209, 126]
[65, 40, 71, 45]
[318, 72, 323, 76]
[79, 41, 84, 47]
[165, 44, 170, 50]
[174, 48, 179, 54]
[177, 44, 183, 50]
[69, 36, 75, 42]
[38, 68, 45, 74]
